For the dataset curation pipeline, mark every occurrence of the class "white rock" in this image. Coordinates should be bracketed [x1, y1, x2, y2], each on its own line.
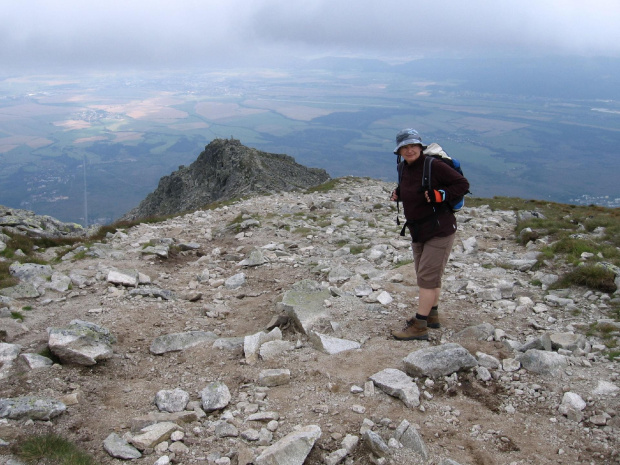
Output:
[254, 425, 321, 465]
[560, 392, 586, 412]
[308, 331, 360, 355]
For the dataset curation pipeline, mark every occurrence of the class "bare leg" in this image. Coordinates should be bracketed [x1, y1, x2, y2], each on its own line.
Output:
[418, 287, 440, 316]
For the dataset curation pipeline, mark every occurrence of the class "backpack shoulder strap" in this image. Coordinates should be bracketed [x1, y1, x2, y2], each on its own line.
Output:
[397, 159, 404, 184]
[421, 156, 433, 190]
[396, 158, 404, 226]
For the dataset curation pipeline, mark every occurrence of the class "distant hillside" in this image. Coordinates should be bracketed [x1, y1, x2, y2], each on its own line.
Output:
[120, 138, 330, 221]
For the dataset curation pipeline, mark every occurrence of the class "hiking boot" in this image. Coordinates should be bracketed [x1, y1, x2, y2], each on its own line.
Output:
[391, 318, 428, 341]
[427, 314, 441, 329]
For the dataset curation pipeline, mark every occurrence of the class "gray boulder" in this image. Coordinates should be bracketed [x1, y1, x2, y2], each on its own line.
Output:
[516, 349, 568, 375]
[454, 323, 495, 341]
[393, 419, 428, 460]
[369, 368, 420, 408]
[281, 280, 331, 334]
[403, 343, 478, 378]
[155, 388, 190, 413]
[47, 320, 115, 366]
[104, 433, 142, 460]
[0, 396, 66, 420]
[200, 381, 231, 412]
[549, 333, 586, 352]
[308, 331, 361, 355]
[150, 331, 217, 355]
[255, 424, 322, 465]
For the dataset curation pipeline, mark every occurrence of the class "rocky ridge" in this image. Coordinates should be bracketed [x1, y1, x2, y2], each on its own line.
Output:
[120, 138, 331, 222]
[0, 205, 88, 239]
[1, 177, 619, 464]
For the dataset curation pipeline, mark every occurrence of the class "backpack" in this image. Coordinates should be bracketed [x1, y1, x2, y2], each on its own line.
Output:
[421, 143, 466, 212]
[395, 143, 468, 235]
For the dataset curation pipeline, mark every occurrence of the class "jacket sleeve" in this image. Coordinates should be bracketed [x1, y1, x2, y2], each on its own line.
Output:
[432, 161, 470, 203]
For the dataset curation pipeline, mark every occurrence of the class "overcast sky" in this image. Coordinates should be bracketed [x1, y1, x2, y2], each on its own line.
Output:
[2, 0, 620, 71]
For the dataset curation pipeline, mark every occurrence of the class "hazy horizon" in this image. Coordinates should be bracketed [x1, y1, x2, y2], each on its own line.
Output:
[1, 1, 619, 224]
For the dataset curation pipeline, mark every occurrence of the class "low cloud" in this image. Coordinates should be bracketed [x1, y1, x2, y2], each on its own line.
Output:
[2, 0, 619, 71]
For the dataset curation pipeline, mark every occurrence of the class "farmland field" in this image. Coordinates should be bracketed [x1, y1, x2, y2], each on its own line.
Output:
[1, 59, 619, 225]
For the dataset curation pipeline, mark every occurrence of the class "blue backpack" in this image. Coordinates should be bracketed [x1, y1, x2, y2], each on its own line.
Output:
[420, 143, 466, 212]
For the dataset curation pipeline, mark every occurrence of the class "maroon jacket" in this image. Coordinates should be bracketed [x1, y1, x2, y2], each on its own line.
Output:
[399, 154, 470, 243]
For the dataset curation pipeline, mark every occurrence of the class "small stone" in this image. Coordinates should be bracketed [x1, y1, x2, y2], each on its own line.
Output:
[351, 404, 366, 414]
[258, 369, 291, 387]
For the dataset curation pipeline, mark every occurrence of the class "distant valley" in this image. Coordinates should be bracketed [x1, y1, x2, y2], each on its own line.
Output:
[1, 56, 619, 225]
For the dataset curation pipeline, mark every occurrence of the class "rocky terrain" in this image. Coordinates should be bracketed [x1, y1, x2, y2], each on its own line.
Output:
[1, 177, 619, 465]
[0, 205, 89, 239]
[120, 138, 331, 222]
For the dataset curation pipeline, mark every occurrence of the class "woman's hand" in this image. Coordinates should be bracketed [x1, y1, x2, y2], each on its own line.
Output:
[425, 189, 445, 203]
[390, 189, 399, 201]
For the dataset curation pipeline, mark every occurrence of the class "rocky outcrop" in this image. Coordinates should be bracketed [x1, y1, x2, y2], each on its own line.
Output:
[0, 205, 87, 238]
[120, 138, 330, 221]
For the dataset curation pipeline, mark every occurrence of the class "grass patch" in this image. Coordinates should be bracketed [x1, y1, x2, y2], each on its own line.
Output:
[11, 311, 24, 321]
[0, 261, 19, 289]
[469, 196, 620, 292]
[69, 248, 89, 261]
[293, 227, 313, 236]
[89, 213, 177, 241]
[350, 245, 367, 255]
[550, 265, 617, 293]
[15, 433, 96, 465]
[37, 346, 61, 364]
[540, 237, 604, 265]
[1, 228, 82, 256]
[607, 350, 620, 362]
[305, 178, 340, 193]
[202, 197, 244, 210]
[394, 259, 413, 268]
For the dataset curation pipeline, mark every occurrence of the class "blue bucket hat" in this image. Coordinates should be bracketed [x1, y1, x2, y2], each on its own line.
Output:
[393, 128, 425, 154]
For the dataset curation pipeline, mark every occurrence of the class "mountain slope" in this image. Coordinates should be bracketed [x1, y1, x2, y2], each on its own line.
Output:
[120, 138, 331, 221]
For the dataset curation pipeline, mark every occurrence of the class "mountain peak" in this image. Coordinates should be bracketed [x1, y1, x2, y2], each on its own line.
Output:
[120, 139, 330, 222]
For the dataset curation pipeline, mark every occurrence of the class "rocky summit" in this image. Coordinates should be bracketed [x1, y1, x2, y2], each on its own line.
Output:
[120, 138, 331, 222]
[1, 177, 619, 465]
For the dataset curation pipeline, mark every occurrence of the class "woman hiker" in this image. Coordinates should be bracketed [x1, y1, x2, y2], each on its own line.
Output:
[390, 128, 470, 341]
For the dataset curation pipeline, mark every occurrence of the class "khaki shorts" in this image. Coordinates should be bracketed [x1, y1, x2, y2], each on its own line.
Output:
[412, 233, 456, 289]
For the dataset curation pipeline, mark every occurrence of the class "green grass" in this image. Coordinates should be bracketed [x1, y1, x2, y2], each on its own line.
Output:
[305, 178, 340, 193]
[1, 228, 61, 289]
[88, 214, 176, 241]
[394, 258, 413, 268]
[467, 196, 620, 293]
[15, 433, 96, 465]
[350, 245, 367, 255]
[550, 265, 617, 293]
[0, 261, 19, 289]
[1, 228, 82, 256]
[37, 346, 61, 363]
[10, 311, 24, 321]
[293, 227, 313, 236]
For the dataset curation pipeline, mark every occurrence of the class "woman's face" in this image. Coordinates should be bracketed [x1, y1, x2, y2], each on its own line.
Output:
[399, 144, 422, 163]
